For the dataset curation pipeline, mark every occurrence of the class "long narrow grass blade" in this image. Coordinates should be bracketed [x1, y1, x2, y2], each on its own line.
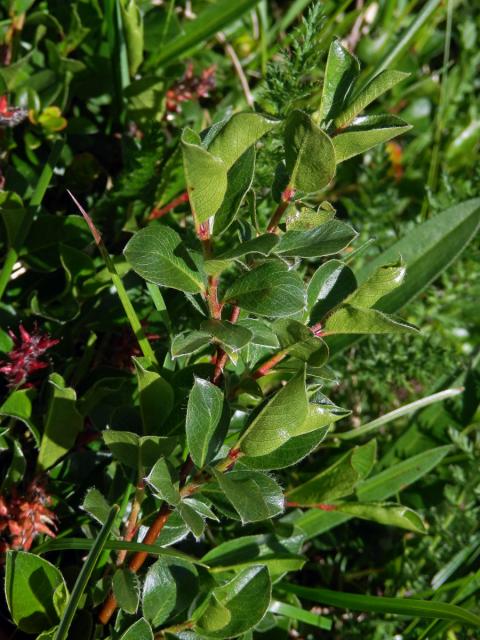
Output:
[278, 583, 480, 627]
[337, 388, 463, 440]
[53, 506, 119, 640]
[150, 0, 261, 67]
[34, 538, 206, 566]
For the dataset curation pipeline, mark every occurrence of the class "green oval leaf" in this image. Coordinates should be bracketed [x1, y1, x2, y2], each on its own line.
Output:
[124, 225, 205, 293]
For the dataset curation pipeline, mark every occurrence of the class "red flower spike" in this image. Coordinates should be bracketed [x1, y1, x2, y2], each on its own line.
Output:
[0, 481, 57, 554]
[165, 64, 216, 115]
[0, 324, 59, 388]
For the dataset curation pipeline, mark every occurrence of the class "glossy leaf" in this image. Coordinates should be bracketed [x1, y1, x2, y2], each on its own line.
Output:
[318, 40, 359, 123]
[119, 618, 153, 640]
[345, 262, 406, 308]
[186, 377, 226, 468]
[124, 225, 205, 293]
[207, 112, 279, 169]
[0, 388, 40, 446]
[308, 259, 357, 321]
[145, 458, 180, 505]
[334, 70, 410, 128]
[143, 556, 198, 628]
[359, 198, 480, 314]
[201, 319, 253, 353]
[333, 115, 412, 162]
[285, 203, 336, 230]
[37, 373, 83, 471]
[323, 305, 418, 335]
[274, 220, 357, 258]
[133, 358, 174, 434]
[238, 368, 308, 456]
[195, 566, 271, 638]
[181, 128, 228, 224]
[82, 488, 117, 532]
[112, 568, 139, 614]
[102, 430, 175, 470]
[171, 330, 211, 358]
[284, 110, 336, 193]
[286, 440, 376, 505]
[240, 426, 329, 470]
[5, 552, 67, 633]
[272, 319, 328, 366]
[177, 500, 206, 538]
[328, 198, 480, 355]
[213, 469, 284, 523]
[218, 234, 279, 260]
[223, 261, 306, 317]
[335, 502, 426, 533]
[213, 147, 255, 235]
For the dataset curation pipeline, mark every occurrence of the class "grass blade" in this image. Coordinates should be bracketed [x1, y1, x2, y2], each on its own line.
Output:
[53, 506, 118, 640]
[149, 0, 261, 67]
[337, 388, 463, 440]
[269, 600, 332, 630]
[34, 538, 206, 566]
[278, 583, 480, 628]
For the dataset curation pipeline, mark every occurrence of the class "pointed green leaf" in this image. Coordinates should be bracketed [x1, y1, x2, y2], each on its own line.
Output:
[201, 319, 253, 353]
[223, 261, 306, 317]
[274, 220, 357, 258]
[324, 304, 418, 335]
[284, 110, 336, 194]
[112, 568, 140, 614]
[334, 70, 410, 128]
[124, 225, 205, 293]
[82, 488, 118, 533]
[182, 128, 228, 224]
[318, 40, 359, 123]
[171, 330, 211, 358]
[145, 458, 180, 505]
[272, 319, 328, 365]
[195, 566, 271, 639]
[120, 0, 144, 76]
[327, 198, 480, 356]
[177, 501, 206, 538]
[133, 357, 174, 434]
[308, 260, 357, 321]
[238, 368, 308, 456]
[333, 115, 412, 162]
[37, 373, 83, 471]
[286, 440, 376, 505]
[218, 234, 279, 259]
[335, 502, 426, 533]
[240, 426, 329, 471]
[213, 147, 256, 235]
[285, 203, 336, 230]
[207, 112, 279, 169]
[186, 377, 226, 468]
[5, 552, 67, 633]
[345, 262, 406, 308]
[119, 619, 153, 640]
[213, 469, 284, 523]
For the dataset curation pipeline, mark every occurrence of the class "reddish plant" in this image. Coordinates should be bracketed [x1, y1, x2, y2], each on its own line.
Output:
[0, 481, 56, 553]
[165, 63, 216, 115]
[0, 324, 59, 388]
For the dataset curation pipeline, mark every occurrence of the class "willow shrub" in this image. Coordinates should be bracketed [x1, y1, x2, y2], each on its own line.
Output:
[4, 39, 480, 640]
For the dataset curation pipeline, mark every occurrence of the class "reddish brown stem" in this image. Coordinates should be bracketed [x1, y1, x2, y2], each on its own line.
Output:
[98, 504, 173, 624]
[211, 305, 240, 385]
[266, 187, 296, 233]
[148, 191, 189, 220]
[253, 351, 287, 379]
